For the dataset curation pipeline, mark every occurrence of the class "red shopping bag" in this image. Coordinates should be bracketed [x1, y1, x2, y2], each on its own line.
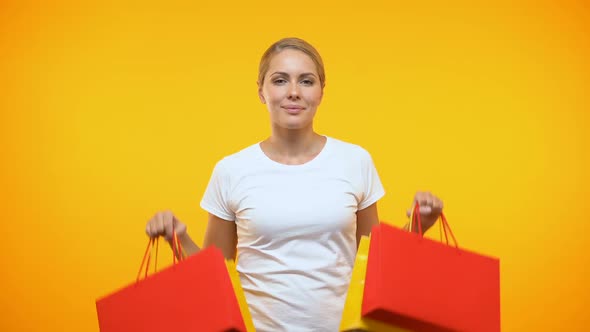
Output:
[96, 233, 248, 332]
[362, 203, 500, 332]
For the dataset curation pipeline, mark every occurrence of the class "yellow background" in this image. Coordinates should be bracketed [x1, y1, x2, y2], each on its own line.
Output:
[1, 0, 588, 331]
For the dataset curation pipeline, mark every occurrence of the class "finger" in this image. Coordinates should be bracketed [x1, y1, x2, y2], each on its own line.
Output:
[426, 192, 436, 207]
[414, 191, 432, 206]
[432, 197, 444, 211]
[172, 214, 179, 227]
[147, 215, 158, 237]
[431, 196, 438, 208]
[413, 192, 422, 204]
[163, 210, 174, 240]
[419, 205, 433, 215]
[427, 192, 439, 207]
[156, 212, 164, 235]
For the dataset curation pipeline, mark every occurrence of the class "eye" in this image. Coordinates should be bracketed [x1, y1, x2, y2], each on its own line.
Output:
[301, 79, 314, 86]
[273, 78, 287, 85]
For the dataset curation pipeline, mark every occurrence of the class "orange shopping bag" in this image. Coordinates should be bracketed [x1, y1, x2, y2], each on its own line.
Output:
[362, 204, 501, 332]
[96, 232, 254, 331]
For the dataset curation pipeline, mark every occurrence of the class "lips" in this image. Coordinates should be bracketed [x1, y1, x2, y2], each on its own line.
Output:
[282, 105, 305, 114]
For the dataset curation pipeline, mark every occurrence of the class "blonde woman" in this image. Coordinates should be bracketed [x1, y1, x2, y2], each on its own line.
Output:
[145, 37, 443, 331]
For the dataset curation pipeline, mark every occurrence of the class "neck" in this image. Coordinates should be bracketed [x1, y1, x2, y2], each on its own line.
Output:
[261, 125, 326, 164]
[269, 126, 318, 154]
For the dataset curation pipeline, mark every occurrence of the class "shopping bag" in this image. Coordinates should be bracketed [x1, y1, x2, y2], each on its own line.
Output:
[96, 232, 253, 331]
[362, 204, 501, 332]
[340, 235, 408, 332]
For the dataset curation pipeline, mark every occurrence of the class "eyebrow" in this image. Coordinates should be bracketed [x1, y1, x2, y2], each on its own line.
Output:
[270, 71, 317, 78]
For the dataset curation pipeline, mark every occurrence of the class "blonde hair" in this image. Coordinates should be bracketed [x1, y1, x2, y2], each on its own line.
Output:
[258, 37, 326, 89]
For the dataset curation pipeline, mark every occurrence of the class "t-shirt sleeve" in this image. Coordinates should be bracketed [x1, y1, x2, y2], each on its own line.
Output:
[358, 149, 386, 210]
[200, 160, 235, 221]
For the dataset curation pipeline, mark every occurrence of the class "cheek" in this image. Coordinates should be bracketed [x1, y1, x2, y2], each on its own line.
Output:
[306, 90, 323, 104]
[266, 94, 283, 113]
[264, 84, 282, 95]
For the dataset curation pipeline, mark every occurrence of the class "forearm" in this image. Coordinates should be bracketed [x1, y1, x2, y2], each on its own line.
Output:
[172, 232, 201, 258]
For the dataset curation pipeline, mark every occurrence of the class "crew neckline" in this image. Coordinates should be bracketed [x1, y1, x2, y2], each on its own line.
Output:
[257, 136, 331, 169]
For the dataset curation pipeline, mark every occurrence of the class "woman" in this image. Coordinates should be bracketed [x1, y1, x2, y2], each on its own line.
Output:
[145, 37, 443, 331]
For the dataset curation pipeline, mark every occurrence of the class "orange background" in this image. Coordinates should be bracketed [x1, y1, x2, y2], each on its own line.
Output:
[1, 1, 588, 331]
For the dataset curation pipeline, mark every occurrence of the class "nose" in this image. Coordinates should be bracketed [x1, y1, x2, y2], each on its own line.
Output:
[287, 83, 300, 100]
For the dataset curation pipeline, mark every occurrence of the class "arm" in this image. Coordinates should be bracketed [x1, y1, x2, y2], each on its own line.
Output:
[146, 211, 237, 260]
[356, 202, 380, 249]
[175, 214, 237, 260]
[202, 213, 238, 260]
[176, 231, 200, 257]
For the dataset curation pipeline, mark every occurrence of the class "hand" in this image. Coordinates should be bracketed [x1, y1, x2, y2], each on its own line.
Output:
[145, 210, 187, 241]
[406, 192, 444, 232]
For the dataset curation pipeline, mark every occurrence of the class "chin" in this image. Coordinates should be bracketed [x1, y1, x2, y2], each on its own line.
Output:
[270, 112, 314, 130]
[281, 124, 307, 130]
[277, 120, 312, 130]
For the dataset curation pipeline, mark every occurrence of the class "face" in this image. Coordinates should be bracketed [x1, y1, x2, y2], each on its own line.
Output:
[258, 49, 323, 131]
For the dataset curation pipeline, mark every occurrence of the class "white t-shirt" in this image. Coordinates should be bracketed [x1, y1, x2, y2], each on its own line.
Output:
[200, 136, 385, 332]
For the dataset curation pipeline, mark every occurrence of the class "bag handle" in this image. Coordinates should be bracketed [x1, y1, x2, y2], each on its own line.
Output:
[136, 227, 185, 282]
[137, 237, 156, 282]
[439, 210, 458, 248]
[410, 202, 459, 248]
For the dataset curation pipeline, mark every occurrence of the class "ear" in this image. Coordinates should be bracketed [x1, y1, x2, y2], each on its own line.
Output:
[257, 81, 266, 104]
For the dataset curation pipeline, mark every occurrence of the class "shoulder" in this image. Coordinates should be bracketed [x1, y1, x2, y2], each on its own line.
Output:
[214, 142, 264, 173]
[326, 136, 373, 161]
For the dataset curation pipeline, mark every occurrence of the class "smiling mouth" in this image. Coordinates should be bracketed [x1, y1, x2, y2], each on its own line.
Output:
[282, 106, 305, 114]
